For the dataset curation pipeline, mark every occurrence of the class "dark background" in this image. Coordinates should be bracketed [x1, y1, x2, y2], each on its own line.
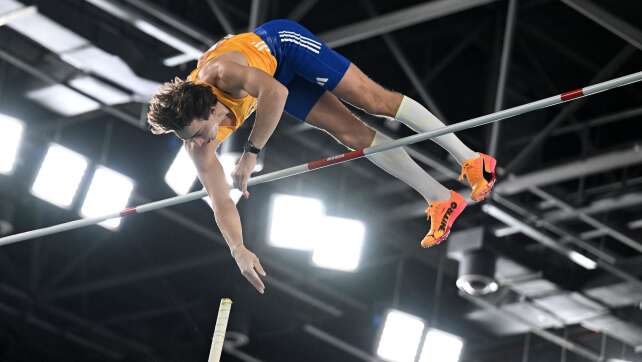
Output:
[0, 0, 641, 361]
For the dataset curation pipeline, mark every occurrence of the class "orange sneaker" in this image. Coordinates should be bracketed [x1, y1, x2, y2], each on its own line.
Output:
[421, 191, 467, 248]
[459, 153, 497, 202]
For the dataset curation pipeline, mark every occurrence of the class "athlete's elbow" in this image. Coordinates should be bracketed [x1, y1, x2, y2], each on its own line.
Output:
[267, 82, 288, 100]
[277, 83, 288, 97]
[273, 87, 288, 105]
[212, 197, 237, 217]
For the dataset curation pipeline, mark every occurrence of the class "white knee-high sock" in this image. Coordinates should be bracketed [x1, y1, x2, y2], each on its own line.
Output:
[366, 132, 451, 202]
[395, 96, 478, 165]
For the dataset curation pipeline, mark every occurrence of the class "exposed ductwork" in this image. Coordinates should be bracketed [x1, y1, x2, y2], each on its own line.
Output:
[496, 146, 642, 195]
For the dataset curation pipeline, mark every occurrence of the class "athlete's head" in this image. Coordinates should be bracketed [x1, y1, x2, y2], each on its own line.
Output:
[147, 77, 223, 146]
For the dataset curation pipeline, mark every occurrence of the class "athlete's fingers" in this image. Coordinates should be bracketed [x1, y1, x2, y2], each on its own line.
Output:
[242, 175, 250, 198]
[232, 171, 242, 190]
[243, 268, 265, 294]
[254, 259, 267, 277]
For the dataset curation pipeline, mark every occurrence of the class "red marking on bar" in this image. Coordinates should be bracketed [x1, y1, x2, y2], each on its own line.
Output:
[561, 89, 584, 101]
[307, 149, 365, 170]
[120, 207, 138, 217]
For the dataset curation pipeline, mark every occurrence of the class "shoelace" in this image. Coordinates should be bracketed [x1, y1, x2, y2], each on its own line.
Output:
[458, 161, 474, 181]
[425, 203, 443, 235]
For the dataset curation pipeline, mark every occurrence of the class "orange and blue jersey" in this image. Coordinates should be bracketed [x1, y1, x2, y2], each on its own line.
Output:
[187, 33, 277, 142]
[188, 19, 351, 142]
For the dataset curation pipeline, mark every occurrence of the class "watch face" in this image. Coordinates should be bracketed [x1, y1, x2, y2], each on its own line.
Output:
[245, 142, 260, 154]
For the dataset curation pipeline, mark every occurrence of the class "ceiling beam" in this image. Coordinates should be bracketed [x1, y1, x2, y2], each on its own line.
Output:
[543, 192, 642, 223]
[248, 0, 265, 32]
[121, 0, 215, 44]
[0, 49, 144, 129]
[319, 0, 499, 48]
[0, 5, 36, 27]
[287, 0, 319, 21]
[488, 0, 518, 156]
[562, 0, 642, 51]
[461, 293, 603, 362]
[42, 194, 350, 317]
[206, 0, 235, 34]
[84, 0, 204, 66]
[502, 44, 636, 174]
[304, 325, 386, 362]
[0, 283, 157, 358]
[361, 0, 448, 122]
[496, 191, 642, 237]
[44, 253, 227, 301]
[0, 300, 123, 360]
[496, 146, 642, 195]
[520, 22, 600, 73]
[529, 187, 642, 254]
[482, 201, 642, 289]
[508, 105, 642, 146]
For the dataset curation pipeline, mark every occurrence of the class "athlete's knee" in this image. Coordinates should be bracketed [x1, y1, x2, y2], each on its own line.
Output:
[381, 90, 404, 117]
[337, 125, 375, 149]
[363, 89, 403, 117]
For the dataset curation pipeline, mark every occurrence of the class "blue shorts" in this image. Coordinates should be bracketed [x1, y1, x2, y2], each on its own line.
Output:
[255, 19, 351, 121]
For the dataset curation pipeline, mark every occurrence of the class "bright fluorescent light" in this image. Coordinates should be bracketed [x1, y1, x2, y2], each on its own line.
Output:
[0, 5, 36, 27]
[0, 1, 25, 17]
[197, 154, 242, 209]
[377, 310, 425, 362]
[167, 150, 243, 209]
[165, 146, 197, 195]
[268, 194, 324, 250]
[81, 166, 134, 230]
[134, 19, 202, 57]
[567, 250, 597, 270]
[31, 144, 88, 208]
[418, 329, 463, 362]
[229, 189, 242, 203]
[164, 52, 199, 67]
[7, 9, 89, 53]
[217, 153, 255, 205]
[202, 189, 242, 209]
[69, 76, 131, 105]
[0, 114, 24, 174]
[86, 0, 202, 64]
[27, 84, 100, 116]
[218, 153, 238, 185]
[312, 216, 364, 271]
[61, 46, 160, 99]
[627, 219, 642, 229]
[219, 152, 264, 178]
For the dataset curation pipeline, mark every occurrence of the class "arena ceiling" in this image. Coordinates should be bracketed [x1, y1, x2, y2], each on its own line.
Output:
[0, 0, 641, 361]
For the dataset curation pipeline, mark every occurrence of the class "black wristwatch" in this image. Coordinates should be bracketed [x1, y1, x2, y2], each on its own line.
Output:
[244, 140, 261, 155]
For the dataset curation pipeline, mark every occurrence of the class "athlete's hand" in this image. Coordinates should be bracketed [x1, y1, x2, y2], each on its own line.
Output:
[231, 245, 266, 294]
[232, 152, 257, 199]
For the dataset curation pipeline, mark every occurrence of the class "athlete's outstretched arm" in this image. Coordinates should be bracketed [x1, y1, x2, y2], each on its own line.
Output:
[202, 61, 288, 197]
[185, 139, 266, 294]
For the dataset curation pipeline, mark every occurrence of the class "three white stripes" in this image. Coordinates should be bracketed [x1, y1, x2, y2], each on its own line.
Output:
[278, 30, 321, 54]
[253, 41, 269, 52]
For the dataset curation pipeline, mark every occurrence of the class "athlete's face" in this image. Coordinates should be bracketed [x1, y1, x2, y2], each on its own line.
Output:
[176, 104, 227, 146]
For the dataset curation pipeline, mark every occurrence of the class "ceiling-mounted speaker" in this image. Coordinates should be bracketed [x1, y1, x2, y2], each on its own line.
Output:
[456, 249, 498, 296]
[447, 227, 498, 296]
